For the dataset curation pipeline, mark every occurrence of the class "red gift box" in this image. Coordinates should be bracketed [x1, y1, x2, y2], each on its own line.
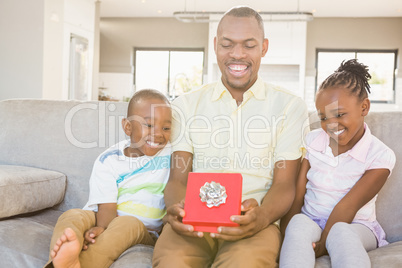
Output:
[182, 172, 243, 233]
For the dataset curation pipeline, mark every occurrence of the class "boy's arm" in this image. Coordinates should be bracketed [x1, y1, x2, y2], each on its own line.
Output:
[84, 203, 117, 243]
[163, 151, 202, 237]
[280, 158, 310, 235]
[313, 168, 390, 257]
[83, 203, 117, 249]
[96, 203, 117, 229]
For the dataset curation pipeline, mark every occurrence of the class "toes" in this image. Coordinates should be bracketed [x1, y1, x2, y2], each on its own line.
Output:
[64, 228, 76, 240]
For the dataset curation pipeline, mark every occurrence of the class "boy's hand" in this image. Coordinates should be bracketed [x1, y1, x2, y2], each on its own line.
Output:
[165, 199, 203, 238]
[82, 226, 105, 250]
[209, 198, 269, 241]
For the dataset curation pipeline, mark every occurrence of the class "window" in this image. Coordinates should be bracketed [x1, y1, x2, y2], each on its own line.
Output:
[134, 48, 204, 99]
[316, 49, 397, 103]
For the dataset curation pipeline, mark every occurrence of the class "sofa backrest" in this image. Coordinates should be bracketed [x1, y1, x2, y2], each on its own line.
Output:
[0, 99, 400, 243]
[0, 99, 128, 211]
[309, 111, 402, 243]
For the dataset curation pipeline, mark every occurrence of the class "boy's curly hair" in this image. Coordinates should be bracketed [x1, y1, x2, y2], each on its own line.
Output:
[319, 59, 372, 100]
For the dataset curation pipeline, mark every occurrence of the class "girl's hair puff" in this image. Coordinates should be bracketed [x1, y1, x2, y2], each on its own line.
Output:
[319, 59, 371, 100]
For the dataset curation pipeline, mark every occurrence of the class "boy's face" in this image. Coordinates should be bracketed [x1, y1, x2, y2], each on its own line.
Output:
[123, 98, 171, 157]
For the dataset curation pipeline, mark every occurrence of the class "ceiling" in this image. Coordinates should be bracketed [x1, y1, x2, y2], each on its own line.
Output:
[99, 0, 402, 19]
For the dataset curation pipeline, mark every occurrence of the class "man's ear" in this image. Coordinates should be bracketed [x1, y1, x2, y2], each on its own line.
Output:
[214, 36, 217, 54]
[262, 38, 269, 57]
[361, 98, 370, 116]
[122, 118, 132, 136]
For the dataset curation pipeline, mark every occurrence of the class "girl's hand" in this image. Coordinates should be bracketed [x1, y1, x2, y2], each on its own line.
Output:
[312, 240, 328, 258]
[82, 226, 105, 250]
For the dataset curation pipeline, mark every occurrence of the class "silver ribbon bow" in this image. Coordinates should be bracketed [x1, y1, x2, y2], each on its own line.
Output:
[199, 181, 227, 208]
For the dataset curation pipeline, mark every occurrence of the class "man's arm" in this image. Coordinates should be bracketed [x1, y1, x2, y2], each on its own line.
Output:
[211, 158, 300, 241]
[280, 158, 309, 235]
[164, 151, 191, 208]
[260, 158, 301, 225]
[163, 151, 203, 237]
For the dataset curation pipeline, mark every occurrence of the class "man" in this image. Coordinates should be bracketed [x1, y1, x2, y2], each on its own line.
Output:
[153, 6, 308, 267]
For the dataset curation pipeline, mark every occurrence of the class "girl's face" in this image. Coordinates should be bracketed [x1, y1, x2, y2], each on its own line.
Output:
[315, 87, 370, 153]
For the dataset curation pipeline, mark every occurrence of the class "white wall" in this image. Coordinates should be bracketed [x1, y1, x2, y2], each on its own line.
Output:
[0, 0, 97, 101]
[0, 0, 45, 100]
[43, 0, 64, 100]
[62, 0, 96, 100]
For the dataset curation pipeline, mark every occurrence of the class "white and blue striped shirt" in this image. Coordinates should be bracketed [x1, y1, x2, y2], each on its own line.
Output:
[83, 140, 171, 231]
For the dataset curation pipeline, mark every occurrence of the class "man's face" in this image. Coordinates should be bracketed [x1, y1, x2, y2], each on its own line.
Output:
[214, 15, 268, 93]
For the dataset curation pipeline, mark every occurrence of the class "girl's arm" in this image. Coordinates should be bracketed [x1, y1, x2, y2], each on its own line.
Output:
[280, 158, 310, 235]
[314, 168, 390, 257]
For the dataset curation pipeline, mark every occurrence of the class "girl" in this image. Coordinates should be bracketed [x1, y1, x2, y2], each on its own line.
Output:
[279, 59, 396, 268]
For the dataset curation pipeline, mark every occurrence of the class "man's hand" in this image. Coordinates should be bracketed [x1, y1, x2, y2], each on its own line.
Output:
[164, 199, 203, 238]
[82, 226, 105, 250]
[209, 198, 270, 241]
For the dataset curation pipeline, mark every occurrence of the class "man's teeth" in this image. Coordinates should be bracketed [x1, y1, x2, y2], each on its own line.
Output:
[229, 65, 247, 71]
[334, 129, 345, 135]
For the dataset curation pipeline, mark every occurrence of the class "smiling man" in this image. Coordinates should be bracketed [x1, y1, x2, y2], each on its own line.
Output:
[152, 6, 309, 268]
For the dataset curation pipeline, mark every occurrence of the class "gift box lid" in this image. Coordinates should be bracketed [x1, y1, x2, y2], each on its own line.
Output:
[183, 172, 243, 233]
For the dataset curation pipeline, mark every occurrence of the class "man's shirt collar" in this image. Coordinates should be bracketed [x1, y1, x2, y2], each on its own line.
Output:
[211, 77, 265, 102]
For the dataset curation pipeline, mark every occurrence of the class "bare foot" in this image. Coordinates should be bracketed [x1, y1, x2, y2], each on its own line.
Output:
[51, 228, 81, 268]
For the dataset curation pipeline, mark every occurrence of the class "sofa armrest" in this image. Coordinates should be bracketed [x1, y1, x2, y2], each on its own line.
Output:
[0, 165, 66, 218]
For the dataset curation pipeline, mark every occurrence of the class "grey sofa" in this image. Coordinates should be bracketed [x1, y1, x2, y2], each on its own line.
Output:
[0, 99, 401, 267]
[0, 99, 153, 267]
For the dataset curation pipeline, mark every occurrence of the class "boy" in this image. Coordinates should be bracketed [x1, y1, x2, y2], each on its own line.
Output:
[46, 89, 172, 268]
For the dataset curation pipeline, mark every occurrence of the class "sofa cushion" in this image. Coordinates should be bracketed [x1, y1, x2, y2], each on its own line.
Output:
[314, 241, 402, 267]
[0, 165, 66, 218]
[110, 245, 153, 268]
[0, 209, 62, 267]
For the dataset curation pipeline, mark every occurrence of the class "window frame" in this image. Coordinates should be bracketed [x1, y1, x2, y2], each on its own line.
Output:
[133, 47, 205, 98]
[315, 48, 398, 104]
